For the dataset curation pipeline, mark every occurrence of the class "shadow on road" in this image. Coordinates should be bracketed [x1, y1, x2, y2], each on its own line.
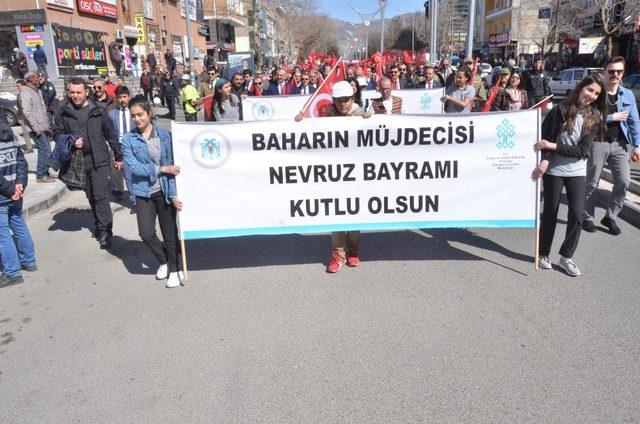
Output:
[180, 228, 533, 275]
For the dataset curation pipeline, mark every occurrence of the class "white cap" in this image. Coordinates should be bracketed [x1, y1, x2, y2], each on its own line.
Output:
[356, 77, 367, 87]
[181, 74, 191, 80]
[13, 47, 19, 53]
[332, 80, 354, 98]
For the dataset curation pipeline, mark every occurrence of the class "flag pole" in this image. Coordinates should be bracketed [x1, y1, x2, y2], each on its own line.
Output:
[535, 107, 541, 270]
[298, 55, 345, 115]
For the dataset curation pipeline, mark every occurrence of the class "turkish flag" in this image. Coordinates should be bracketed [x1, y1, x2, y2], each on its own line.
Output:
[482, 83, 501, 112]
[201, 94, 214, 121]
[370, 51, 383, 80]
[402, 50, 415, 64]
[529, 95, 554, 111]
[300, 59, 345, 118]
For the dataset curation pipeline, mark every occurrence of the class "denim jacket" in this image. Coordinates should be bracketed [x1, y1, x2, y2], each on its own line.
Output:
[121, 124, 177, 204]
[606, 85, 640, 148]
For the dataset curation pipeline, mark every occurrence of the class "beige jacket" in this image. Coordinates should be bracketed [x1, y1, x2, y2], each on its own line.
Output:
[19, 85, 50, 133]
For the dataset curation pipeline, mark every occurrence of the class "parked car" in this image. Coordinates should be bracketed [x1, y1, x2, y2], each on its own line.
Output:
[479, 63, 492, 80]
[549, 67, 603, 95]
[0, 92, 18, 127]
[622, 74, 640, 106]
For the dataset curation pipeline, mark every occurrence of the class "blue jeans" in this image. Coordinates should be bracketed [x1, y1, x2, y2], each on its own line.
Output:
[31, 132, 51, 178]
[0, 199, 36, 277]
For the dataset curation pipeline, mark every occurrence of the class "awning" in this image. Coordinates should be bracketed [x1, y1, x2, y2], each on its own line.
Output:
[204, 15, 245, 27]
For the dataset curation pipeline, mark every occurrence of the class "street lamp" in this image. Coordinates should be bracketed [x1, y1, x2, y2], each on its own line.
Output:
[379, 0, 389, 52]
[352, 6, 378, 56]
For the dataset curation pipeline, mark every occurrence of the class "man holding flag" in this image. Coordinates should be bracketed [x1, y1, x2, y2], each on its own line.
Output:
[294, 69, 372, 272]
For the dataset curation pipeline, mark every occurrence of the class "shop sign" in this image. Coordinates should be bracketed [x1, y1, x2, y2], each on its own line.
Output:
[77, 0, 118, 20]
[123, 25, 138, 39]
[53, 25, 108, 75]
[578, 37, 605, 54]
[134, 13, 146, 43]
[20, 25, 45, 33]
[0, 9, 46, 26]
[488, 33, 510, 47]
[47, 0, 75, 10]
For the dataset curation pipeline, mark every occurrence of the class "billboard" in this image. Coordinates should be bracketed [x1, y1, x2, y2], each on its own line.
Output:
[53, 25, 108, 75]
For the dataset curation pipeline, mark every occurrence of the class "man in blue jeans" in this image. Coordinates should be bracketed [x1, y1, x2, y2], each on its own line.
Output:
[0, 105, 36, 287]
[18, 71, 54, 183]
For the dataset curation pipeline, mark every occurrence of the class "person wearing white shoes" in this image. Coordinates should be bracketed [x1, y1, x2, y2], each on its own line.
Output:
[531, 75, 607, 277]
[120, 95, 183, 288]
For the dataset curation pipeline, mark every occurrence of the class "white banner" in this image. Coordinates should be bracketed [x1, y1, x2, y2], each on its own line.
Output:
[47, 0, 75, 9]
[395, 88, 444, 114]
[173, 110, 540, 239]
[242, 95, 310, 121]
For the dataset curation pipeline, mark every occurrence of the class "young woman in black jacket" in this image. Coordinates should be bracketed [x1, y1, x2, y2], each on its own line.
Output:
[531, 74, 607, 276]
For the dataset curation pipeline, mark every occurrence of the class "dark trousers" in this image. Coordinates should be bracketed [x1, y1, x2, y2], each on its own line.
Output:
[185, 113, 197, 121]
[144, 88, 153, 102]
[85, 166, 113, 237]
[30, 132, 51, 178]
[539, 174, 585, 258]
[115, 61, 122, 76]
[136, 191, 180, 272]
[166, 96, 176, 120]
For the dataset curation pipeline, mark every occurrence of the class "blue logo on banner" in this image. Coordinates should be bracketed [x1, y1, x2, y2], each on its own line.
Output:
[201, 138, 221, 160]
[496, 119, 516, 148]
[420, 93, 432, 110]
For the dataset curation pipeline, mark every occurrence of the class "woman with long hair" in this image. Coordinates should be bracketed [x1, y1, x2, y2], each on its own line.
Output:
[121, 95, 183, 288]
[248, 76, 264, 96]
[531, 74, 607, 276]
[212, 78, 241, 122]
[492, 71, 530, 111]
[345, 77, 363, 107]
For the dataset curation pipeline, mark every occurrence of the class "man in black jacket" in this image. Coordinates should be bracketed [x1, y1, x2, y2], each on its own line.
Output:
[159, 70, 179, 119]
[54, 77, 123, 248]
[523, 55, 551, 105]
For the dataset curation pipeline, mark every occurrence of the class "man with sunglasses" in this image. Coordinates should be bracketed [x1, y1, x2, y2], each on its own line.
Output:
[582, 56, 640, 235]
[296, 72, 315, 95]
[398, 64, 415, 89]
[199, 68, 218, 99]
[389, 65, 402, 90]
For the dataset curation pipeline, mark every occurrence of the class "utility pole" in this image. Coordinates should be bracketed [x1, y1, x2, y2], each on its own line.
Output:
[184, 0, 195, 82]
[466, 0, 476, 59]
[429, 0, 438, 62]
[379, 0, 388, 52]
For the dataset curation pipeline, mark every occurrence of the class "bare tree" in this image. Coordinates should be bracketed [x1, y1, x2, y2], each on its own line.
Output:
[594, 0, 640, 57]
[267, 0, 339, 58]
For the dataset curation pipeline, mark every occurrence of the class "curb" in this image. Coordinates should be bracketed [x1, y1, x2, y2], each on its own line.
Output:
[597, 169, 640, 229]
[23, 182, 68, 218]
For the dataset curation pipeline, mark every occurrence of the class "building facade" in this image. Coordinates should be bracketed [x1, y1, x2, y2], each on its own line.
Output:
[1, 0, 207, 79]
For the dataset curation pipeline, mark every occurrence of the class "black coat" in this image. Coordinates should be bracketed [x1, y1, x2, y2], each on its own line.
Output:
[53, 99, 122, 169]
[523, 68, 551, 101]
[160, 78, 179, 98]
[540, 100, 596, 160]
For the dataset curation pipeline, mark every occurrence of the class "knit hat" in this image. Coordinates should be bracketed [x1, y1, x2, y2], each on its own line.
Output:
[500, 68, 511, 75]
[215, 78, 229, 89]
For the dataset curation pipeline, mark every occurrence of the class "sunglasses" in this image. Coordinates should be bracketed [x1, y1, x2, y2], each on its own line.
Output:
[254, 81, 263, 85]
[608, 69, 624, 75]
[302, 77, 310, 80]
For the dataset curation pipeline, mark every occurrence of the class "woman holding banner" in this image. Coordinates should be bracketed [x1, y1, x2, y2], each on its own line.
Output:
[212, 78, 242, 122]
[531, 75, 607, 277]
[121, 95, 183, 288]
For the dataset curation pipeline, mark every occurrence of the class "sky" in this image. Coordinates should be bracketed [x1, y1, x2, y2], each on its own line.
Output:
[320, 0, 428, 23]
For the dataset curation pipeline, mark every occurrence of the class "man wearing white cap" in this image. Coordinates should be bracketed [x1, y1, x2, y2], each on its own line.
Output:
[295, 81, 371, 273]
[180, 74, 200, 121]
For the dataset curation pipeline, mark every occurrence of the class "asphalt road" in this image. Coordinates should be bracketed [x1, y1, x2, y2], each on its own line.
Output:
[1, 110, 639, 422]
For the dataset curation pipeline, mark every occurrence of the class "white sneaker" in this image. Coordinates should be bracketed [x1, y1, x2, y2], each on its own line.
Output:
[166, 272, 181, 288]
[178, 271, 184, 282]
[156, 264, 168, 280]
[539, 256, 552, 270]
[558, 257, 581, 277]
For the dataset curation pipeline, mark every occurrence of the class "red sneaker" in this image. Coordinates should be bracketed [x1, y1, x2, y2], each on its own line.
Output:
[326, 252, 345, 273]
[346, 251, 360, 267]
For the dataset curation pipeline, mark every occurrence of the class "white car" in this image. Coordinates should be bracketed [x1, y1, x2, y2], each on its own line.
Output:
[479, 63, 492, 79]
[549, 67, 603, 95]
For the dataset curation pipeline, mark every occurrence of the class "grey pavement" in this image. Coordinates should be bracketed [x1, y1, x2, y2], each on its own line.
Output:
[0, 186, 639, 422]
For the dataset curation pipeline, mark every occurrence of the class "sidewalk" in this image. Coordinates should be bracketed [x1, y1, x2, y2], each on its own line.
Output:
[13, 127, 67, 217]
